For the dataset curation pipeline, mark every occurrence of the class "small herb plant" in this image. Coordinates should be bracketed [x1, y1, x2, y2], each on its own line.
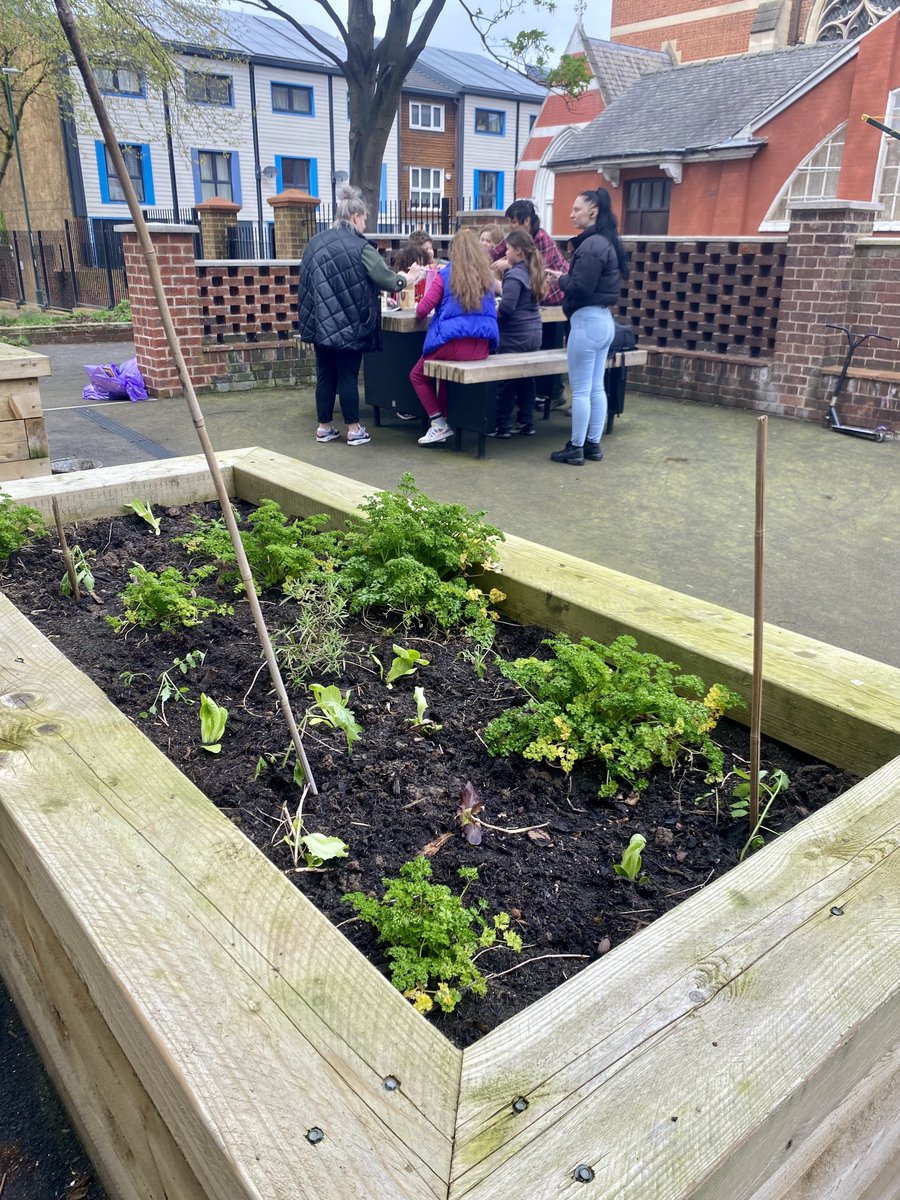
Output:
[0, 493, 47, 562]
[386, 644, 430, 688]
[337, 474, 506, 646]
[613, 834, 649, 884]
[108, 564, 232, 632]
[199, 693, 229, 753]
[60, 545, 96, 597]
[273, 573, 348, 684]
[137, 650, 206, 723]
[408, 686, 442, 734]
[306, 683, 362, 753]
[342, 857, 522, 1014]
[730, 767, 791, 860]
[483, 634, 743, 798]
[176, 500, 339, 591]
[124, 499, 161, 535]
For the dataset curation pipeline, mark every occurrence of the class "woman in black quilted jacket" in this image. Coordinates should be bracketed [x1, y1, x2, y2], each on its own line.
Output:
[297, 185, 422, 447]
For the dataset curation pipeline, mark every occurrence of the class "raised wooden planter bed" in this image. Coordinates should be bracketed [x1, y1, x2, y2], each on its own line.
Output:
[1, 448, 899, 1200]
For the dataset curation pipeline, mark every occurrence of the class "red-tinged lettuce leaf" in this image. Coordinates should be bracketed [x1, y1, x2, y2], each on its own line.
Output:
[457, 780, 484, 845]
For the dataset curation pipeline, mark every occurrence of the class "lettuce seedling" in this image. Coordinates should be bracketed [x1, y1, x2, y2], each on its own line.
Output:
[457, 780, 484, 845]
[407, 686, 442, 733]
[307, 683, 362, 753]
[613, 834, 648, 884]
[199, 693, 229, 753]
[124, 499, 161, 535]
[386, 644, 430, 688]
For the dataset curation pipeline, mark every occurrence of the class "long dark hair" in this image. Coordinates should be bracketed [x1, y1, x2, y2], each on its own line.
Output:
[578, 188, 629, 281]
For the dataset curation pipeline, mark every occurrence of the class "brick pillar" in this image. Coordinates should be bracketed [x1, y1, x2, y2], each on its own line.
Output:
[195, 197, 241, 259]
[115, 223, 207, 398]
[770, 200, 881, 420]
[267, 190, 321, 257]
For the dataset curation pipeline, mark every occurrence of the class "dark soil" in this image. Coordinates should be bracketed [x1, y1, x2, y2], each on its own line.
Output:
[3, 502, 858, 1049]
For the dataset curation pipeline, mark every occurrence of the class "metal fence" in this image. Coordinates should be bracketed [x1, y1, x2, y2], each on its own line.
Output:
[0, 217, 128, 310]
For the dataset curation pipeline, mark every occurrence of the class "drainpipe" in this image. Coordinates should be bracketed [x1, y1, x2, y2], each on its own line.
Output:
[514, 100, 521, 199]
[328, 74, 337, 206]
[456, 95, 464, 210]
[162, 86, 180, 217]
[249, 63, 264, 251]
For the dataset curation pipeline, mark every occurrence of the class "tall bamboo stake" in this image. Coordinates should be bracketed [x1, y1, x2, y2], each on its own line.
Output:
[51, 497, 80, 600]
[54, 0, 317, 794]
[749, 415, 768, 829]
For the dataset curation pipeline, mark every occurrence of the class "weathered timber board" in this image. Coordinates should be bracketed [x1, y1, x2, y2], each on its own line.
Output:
[424, 349, 646, 384]
[0, 842, 208, 1200]
[0, 598, 460, 1200]
[0, 344, 51, 381]
[450, 754, 900, 1199]
[0, 377, 43, 421]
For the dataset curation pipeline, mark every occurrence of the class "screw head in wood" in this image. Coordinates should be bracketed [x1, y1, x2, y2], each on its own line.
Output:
[830, 906, 844, 916]
[306, 1127, 325, 1144]
[573, 1164, 594, 1183]
[383, 1075, 400, 1091]
[512, 1096, 529, 1113]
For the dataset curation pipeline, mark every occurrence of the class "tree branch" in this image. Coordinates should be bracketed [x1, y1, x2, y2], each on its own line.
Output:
[238, 0, 348, 67]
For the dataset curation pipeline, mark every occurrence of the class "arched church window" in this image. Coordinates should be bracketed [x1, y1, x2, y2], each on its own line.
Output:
[874, 90, 900, 224]
[814, 0, 900, 42]
[760, 124, 846, 229]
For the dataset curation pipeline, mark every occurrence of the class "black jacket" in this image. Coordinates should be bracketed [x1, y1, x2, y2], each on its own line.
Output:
[497, 262, 542, 353]
[559, 230, 621, 318]
[297, 224, 381, 352]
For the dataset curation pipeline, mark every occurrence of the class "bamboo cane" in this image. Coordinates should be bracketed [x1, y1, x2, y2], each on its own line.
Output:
[51, 497, 80, 600]
[54, 0, 317, 794]
[749, 415, 767, 830]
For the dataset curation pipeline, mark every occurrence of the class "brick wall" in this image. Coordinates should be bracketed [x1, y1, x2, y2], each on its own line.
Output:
[611, 0, 760, 60]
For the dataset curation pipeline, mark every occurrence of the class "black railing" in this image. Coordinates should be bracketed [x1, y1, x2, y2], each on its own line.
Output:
[0, 217, 128, 310]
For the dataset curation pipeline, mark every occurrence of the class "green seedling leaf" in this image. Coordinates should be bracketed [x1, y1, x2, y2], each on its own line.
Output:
[386, 644, 430, 688]
[613, 833, 648, 884]
[408, 685, 442, 733]
[254, 756, 268, 779]
[124, 499, 162, 535]
[200, 693, 229, 752]
[307, 683, 362, 753]
[301, 832, 349, 868]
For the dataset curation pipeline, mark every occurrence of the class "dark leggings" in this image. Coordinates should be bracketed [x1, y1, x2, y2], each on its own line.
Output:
[315, 345, 363, 425]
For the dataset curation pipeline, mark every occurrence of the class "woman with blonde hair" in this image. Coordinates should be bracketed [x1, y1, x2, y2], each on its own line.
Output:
[409, 226, 499, 446]
[479, 224, 505, 254]
[492, 228, 547, 438]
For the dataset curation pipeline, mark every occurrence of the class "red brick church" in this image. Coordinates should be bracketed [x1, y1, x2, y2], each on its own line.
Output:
[517, 0, 900, 237]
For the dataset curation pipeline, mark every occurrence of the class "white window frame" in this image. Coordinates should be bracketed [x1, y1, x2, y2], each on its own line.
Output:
[409, 166, 443, 208]
[409, 102, 445, 132]
[873, 89, 900, 230]
[759, 123, 847, 231]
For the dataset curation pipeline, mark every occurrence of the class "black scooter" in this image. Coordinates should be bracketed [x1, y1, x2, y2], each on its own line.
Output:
[823, 323, 891, 442]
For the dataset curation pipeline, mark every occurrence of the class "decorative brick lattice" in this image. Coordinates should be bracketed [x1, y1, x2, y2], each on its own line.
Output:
[618, 238, 787, 358]
[198, 262, 301, 343]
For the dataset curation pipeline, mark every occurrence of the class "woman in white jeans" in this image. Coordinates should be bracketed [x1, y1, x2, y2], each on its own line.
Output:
[546, 189, 629, 466]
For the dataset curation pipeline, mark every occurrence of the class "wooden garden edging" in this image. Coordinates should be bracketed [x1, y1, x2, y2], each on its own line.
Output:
[1, 450, 899, 1200]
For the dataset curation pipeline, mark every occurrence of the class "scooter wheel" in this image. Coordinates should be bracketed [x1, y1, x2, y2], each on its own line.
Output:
[875, 432, 886, 443]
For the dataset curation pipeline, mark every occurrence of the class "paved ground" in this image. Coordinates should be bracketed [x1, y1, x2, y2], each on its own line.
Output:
[40, 339, 900, 667]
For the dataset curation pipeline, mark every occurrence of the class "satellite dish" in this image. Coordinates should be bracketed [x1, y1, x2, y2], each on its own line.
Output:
[261, 165, 277, 180]
[333, 170, 349, 185]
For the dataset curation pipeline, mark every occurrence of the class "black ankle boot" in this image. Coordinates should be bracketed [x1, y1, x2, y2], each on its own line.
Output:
[584, 440, 603, 461]
[550, 441, 585, 465]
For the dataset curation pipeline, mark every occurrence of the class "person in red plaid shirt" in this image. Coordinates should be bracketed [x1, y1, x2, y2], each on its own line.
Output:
[490, 200, 568, 405]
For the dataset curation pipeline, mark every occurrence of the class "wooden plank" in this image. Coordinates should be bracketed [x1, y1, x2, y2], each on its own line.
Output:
[25, 416, 49, 460]
[0, 455, 51, 481]
[0, 344, 51, 380]
[0, 378, 43, 421]
[450, 755, 900, 1200]
[0, 450, 247, 520]
[0, 599, 460, 1200]
[0, 842, 209, 1200]
[425, 349, 647, 384]
[230, 451, 900, 776]
[0, 417, 29, 462]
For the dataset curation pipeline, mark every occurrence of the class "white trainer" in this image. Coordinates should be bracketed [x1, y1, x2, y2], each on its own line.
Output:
[418, 423, 454, 446]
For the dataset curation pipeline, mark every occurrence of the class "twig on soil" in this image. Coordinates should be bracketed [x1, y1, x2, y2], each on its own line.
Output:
[402, 796, 426, 810]
[485, 953, 590, 982]
[478, 820, 549, 835]
[0, 1170, 7, 1197]
[242, 662, 267, 707]
[663, 868, 715, 898]
[335, 916, 362, 929]
[565, 777, 588, 813]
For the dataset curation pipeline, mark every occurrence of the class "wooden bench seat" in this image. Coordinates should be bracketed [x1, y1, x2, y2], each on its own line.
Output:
[424, 348, 648, 457]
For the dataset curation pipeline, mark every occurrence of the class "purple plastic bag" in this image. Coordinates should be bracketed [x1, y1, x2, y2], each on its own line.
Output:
[82, 357, 148, 402]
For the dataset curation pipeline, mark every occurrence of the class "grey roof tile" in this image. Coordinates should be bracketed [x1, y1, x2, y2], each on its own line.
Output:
[550, 40, 844, 163]
[583, 37, 671, 104]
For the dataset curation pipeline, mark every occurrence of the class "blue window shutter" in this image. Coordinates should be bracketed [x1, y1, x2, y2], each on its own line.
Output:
[309, 157, 318, 197]
[275, 154, 283, 194]
[229, 150, 242, 206]
[379, 162, 387, 210]
[190, 149, 202, 203]
[140, 144, 155, 206]
[96, 141, 112, 204]
[496, 170, 504, 211]
[473, 169, 480, 209]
